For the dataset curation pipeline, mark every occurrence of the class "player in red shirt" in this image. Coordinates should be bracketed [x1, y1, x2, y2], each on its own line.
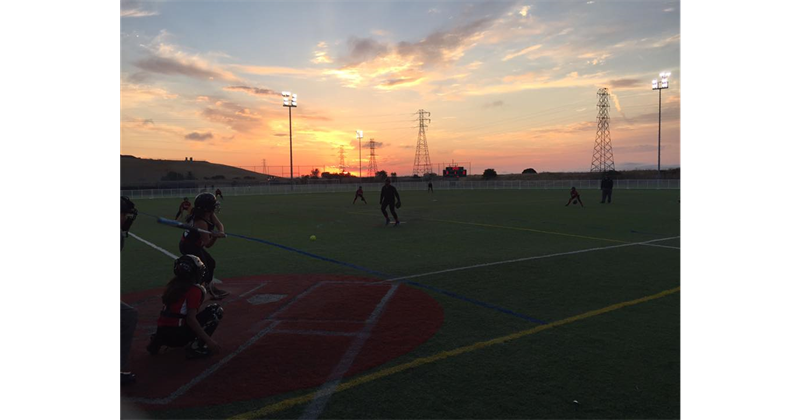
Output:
[146, 255, 224, 359]
[565, 186, 584, 207]
[353, 186, 367, 204]
[175, 197, 192, 221]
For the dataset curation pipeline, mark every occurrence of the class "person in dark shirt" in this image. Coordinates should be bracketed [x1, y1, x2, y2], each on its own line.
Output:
[179, 193, 229, 299]
[600, 175, 614, 204]
[428, 182, 433, 193]
[380, 179, 401, 226]
[120, 196, 138, 385]
[215, 188, 223, 201]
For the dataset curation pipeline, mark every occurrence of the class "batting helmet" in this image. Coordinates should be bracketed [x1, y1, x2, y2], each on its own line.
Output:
[194, 192, 219, 213]
[174, 255, 207, 284]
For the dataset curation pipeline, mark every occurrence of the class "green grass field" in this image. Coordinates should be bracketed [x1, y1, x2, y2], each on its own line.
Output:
[121, 188, 680, 419]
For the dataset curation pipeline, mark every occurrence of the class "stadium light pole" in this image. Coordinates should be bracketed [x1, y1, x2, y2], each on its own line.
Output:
[282, 91, 297, 185]
[356, 130, 363, 179]
[652, 72, 670, 178]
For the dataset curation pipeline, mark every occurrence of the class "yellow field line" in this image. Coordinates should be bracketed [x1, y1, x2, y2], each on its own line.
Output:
[229, 286, 680, 419]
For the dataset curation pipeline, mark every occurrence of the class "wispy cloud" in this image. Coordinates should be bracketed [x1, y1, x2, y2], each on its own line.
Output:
[121, 1, 158, 18]
[324, 16, 500, 90]
[201, 101, 263, 133]
[608, 78, 641, 89]
[134, 33, 239, 81]
[224, 85, 280, 97]
[134, 56, 225, 80]
[120, 82, 177, 107]
[231, 65, 320, 77]
[121, 9, 158, 18]
[342, 37, 390, 66]
[467, 71, 615, 96]
[185, 132, 214, 141]
[652, 34, 680, 48]
[378, 76, 425, 89]
[312, 41, 333, 64]
[502, 44, 543, 61]
[483, 100, 504, 109]
[579, 51, 611, 66]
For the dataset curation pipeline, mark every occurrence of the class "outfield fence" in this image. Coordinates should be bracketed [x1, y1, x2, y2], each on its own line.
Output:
[121, 179, 679, 200]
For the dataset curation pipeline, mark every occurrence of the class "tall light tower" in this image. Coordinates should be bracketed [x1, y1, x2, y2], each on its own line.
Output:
[652, 72, 670, 177]
[356, 130, 363, 179]
[282, 91, 297, 183]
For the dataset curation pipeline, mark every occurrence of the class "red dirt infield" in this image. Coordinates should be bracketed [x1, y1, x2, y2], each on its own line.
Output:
[121, 274, 444, 409]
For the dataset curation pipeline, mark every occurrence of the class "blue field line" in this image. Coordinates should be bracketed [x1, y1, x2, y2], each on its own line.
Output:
[227, 234, 549, 325]
[407, 281, 549, 325]
[140, 211, 547, 324]
[226, 233, 392, 278]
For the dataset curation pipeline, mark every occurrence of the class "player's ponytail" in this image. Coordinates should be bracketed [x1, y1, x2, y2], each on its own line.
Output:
[162, 276, 193, 305]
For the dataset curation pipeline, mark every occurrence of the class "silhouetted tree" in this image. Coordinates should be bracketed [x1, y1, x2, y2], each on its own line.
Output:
[522, 168, 537, 174]
[482, 168, 498, 180]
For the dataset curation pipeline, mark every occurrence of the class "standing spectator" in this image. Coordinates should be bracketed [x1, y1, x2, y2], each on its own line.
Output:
[600, 174, 614, 204]
[428, 182, 433, 193]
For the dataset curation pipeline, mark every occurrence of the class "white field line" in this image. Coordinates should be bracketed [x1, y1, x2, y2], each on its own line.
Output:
[124, 281, 327, 405]
[379, 236, 681, 283]
[638, 242, 680, 250]
[128, 233, 178, 259]
[299, 283, 400, 420]
[128, 232, 223, 284]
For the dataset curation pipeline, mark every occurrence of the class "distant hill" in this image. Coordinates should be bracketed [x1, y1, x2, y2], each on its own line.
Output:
[121, 155, 274, 187]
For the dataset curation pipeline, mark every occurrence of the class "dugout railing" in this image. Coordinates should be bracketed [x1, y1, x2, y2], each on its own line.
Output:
[121, 179, 680, 200]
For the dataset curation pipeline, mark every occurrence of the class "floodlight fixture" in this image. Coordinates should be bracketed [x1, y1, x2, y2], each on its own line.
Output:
[652, 71, 671, 177]
[282, 90, 298, 186]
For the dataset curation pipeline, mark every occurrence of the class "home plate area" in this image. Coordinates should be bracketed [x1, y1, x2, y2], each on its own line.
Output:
[121, 274, 444, 409]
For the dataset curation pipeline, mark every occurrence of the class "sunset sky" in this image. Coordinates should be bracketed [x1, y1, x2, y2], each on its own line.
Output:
[120, 0, 680, 175]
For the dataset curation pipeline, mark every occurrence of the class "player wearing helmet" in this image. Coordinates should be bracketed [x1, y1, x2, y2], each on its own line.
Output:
[146, 255, 224, 359]
[179, 193, 229, 299]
